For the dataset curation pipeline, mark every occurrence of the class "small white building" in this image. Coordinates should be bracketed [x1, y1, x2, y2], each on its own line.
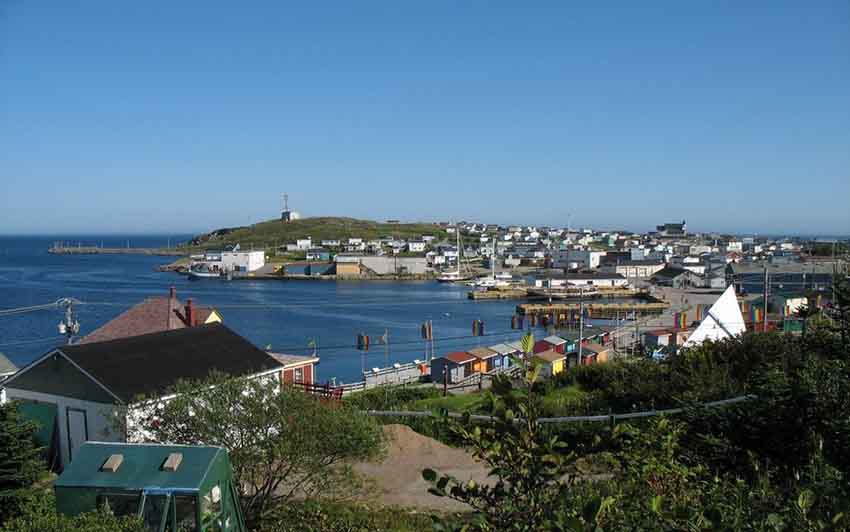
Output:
[534, 273, 628, 288]
[407, 241, 427, 253]
[295, 237, 313, 250]
[201, 249, 265, 272]
[553, 249, 607, 270]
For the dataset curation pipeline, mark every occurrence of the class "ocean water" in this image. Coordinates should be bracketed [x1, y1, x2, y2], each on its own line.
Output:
[0, 236, 525, 383]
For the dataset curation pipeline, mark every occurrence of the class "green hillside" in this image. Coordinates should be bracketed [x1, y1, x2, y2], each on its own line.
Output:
[185, 217, 448, 251]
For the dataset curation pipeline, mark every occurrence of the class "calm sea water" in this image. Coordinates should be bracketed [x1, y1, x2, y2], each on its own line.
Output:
[0, 236, 525, 383]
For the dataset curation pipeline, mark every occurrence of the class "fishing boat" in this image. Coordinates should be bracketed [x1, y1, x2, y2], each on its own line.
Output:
[187, 264, 222, 280]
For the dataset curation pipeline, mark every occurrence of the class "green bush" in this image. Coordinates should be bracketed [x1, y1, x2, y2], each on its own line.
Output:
[0, 491, 145, 532]
[256, 500, 437, 532]
[344, 385, 442, 411]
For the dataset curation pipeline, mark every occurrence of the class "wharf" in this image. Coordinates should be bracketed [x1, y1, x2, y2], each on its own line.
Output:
[525, 287, 647, 300]
[468, 288, 528, 300]
[517, 300, 670, 318]
[49, 246, 184, 256]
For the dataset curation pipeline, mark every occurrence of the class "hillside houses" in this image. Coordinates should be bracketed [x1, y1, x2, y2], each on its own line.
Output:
[272, 217, 830, 285]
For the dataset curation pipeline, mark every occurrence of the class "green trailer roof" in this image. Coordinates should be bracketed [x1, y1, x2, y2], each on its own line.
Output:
[55, 442, 224, 491]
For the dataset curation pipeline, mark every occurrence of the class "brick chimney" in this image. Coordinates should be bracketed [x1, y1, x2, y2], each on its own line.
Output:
[185, 298, 196, 327]
[167, 287, 180, 330]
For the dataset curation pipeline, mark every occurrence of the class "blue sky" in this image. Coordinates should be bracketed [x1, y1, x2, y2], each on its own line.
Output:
[1, 1, 848, 235]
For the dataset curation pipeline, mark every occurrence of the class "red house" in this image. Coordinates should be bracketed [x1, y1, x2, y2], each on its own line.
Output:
[268, 353, 320, 385]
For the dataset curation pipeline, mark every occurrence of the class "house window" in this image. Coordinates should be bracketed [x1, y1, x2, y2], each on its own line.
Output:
[294, 367, 304, 383]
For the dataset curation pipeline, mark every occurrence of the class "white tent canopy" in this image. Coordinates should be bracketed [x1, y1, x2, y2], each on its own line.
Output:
[682, 285, 747, 348]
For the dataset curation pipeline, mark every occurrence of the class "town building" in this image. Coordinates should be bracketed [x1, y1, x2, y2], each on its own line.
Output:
[600, 259, 665, 279]
[655, 220, 687, 238]
[197, 250, 265, 273]
[305, 248, 331, 261]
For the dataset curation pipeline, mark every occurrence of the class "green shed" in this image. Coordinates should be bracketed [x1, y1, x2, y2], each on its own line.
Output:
[54, 442, 245, 532]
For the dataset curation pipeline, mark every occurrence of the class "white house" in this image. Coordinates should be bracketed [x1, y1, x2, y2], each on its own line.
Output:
[295, 237, 313, 250]
[0, 324, 284, 469]
[321, 239, 341, 247]
[200, 250, 265, 272]
[553, 249, 607, 270]
[407, 241, 427, 253]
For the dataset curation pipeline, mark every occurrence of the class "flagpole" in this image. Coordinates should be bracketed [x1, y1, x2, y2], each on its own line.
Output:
[384, 328, 389, 369]
[429, 320, 435, 363]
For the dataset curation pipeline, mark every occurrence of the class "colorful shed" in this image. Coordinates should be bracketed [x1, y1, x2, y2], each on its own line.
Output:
[533, 335, 568, 354]
[532, 349, 566, 377]
[430, 352, 477, 384]
[581, 342, 610, 364]
[467, 347, 500, 373]
[54, 442, 244, 532]
[488, 343, 519, 370]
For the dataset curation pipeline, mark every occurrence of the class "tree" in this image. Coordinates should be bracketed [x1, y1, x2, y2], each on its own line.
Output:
[130, 373, 384, 528]
[0, 402, 47, 523]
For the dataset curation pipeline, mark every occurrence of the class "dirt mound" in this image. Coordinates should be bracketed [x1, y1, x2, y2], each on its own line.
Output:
[354, 424, 490, 512]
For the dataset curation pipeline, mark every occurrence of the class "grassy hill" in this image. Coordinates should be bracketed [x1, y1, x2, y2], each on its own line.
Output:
[184, 217, 448, 251]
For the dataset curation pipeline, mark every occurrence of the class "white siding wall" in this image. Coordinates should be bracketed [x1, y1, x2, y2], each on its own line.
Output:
[2, 388, 124, 467]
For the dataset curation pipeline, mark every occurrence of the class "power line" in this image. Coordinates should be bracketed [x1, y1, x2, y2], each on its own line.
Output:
[0, 336, 64, 348]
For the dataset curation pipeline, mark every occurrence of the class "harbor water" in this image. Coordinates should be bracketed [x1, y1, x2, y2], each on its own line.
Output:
[0, 236, 528, 383]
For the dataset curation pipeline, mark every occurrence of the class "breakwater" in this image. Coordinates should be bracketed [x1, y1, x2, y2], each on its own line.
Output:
[49, 246, 185, 256]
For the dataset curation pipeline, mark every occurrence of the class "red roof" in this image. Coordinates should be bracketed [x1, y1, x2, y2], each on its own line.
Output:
[444, 351, 476, 364]
[582, 342, 609, 354]
[81, 293, 217, 344]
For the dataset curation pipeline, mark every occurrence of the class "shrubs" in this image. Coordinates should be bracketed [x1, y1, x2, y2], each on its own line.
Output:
[257, 501, 435, 532]
[344, 385, 442, 411]
[0, 491, 145, 532]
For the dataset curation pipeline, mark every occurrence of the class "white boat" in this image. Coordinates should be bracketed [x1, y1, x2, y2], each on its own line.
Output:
[471, 259, 512, 287]
[188, 264, 222, 279]
[437, 270, 473, 283]
[437, 226, 473, 283]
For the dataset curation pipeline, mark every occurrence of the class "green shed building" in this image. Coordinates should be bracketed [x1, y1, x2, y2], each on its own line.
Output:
[54, 442, 245, 532]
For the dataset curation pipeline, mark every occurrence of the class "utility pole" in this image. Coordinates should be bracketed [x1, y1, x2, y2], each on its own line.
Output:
[57, 299, 80, 345]
[763, 264, 769, 333]
[578, 287, 584, 365]
[384, 328, 389, 369]
[634, 310, 639, 356]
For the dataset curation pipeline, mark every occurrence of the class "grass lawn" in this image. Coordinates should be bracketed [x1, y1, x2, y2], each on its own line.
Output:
[410, 392, 486, 413]
[541, 385, 590, 416]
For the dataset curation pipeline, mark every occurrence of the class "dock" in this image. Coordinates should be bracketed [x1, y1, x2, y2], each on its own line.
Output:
[517, 300, 670, 318]
[468, 288, 529, 300]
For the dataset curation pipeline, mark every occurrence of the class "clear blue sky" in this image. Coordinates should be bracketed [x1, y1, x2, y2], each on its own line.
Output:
[1, 1, 848, 235]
